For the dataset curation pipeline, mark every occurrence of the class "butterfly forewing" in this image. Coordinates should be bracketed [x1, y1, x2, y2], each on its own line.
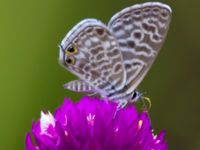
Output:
[59, 19, 126, 96]
[108, 2, 172, 95]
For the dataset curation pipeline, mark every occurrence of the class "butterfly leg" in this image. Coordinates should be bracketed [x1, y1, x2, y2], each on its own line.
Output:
[113, 100, 128, 118]
[87, 92, 98, 97]
[118, 100, 128, 108]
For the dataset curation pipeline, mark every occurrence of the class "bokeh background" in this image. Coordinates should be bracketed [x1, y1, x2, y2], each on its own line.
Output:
[0, 0, 200, 149]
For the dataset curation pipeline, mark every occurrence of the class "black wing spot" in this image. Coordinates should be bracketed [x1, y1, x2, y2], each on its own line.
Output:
[96, 28, 104, 36]
[134, 32, 142, 39]
[127, 40, 135, 48]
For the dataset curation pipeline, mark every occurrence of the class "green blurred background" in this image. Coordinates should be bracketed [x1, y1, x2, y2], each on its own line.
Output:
[0, 0, 200, 149]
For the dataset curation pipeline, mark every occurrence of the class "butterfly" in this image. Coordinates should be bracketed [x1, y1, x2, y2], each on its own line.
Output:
[59, 2, 172, 108]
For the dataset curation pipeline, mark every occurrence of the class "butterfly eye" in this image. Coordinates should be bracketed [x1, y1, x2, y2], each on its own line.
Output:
[131, 90, 141, 102]
[65, 57, 75, 65]
[131, 91, 137, 100]
[65, 45, 78, 55]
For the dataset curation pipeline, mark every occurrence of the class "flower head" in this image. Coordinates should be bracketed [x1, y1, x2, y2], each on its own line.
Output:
[26, 96, 167, 150]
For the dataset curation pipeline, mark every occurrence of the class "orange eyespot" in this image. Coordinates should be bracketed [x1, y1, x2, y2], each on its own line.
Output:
[65, 45, 78, 55]
[65, 57, 75, 65]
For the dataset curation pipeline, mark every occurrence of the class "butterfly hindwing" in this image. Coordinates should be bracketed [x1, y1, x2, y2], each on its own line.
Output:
[59, 19, 126, 96]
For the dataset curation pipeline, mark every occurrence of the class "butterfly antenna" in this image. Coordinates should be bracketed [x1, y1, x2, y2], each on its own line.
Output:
[141, 96, 152, 126]
[142, 96, 152, 111]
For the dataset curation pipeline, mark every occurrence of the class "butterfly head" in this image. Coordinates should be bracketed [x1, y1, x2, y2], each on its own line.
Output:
[129, 90, 142, 103]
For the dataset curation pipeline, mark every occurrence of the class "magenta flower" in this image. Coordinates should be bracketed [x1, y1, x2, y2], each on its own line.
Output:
[26, 96, 167, 150]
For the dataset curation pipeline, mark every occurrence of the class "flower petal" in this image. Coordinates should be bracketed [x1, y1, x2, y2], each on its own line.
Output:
[26, 97, 168, 150]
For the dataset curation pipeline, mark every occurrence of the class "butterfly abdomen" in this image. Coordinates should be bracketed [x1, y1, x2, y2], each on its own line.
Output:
[64, 80, 94, 92]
